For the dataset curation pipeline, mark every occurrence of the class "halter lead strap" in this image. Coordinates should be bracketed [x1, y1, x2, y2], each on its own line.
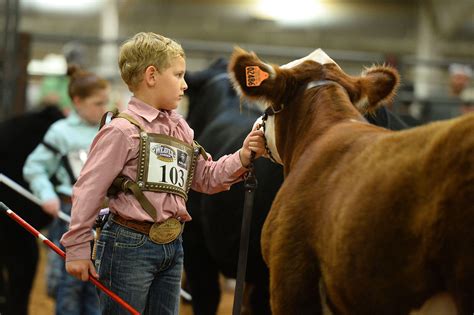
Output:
[232, 151, 257, 315]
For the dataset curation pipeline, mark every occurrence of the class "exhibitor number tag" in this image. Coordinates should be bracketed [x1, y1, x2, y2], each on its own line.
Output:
[148, 143, 189, 189]
[137, 133, 195, 199]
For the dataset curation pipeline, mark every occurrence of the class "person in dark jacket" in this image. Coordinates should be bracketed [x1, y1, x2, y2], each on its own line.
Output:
[0, 104, 63, 315]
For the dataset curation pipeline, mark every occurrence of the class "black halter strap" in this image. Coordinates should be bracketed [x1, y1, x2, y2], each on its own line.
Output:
[264, 103, 284, 116]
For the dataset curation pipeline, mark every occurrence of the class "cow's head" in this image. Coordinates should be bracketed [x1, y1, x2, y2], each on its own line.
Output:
[228, 47, 399, 165]
[229, 47, 399, 117]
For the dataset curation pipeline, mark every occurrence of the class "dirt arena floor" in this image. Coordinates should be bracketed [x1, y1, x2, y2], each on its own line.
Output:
[29, 241, 234, 315]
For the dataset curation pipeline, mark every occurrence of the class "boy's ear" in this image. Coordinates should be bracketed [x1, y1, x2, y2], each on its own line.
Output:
[144, 65, 158, 86]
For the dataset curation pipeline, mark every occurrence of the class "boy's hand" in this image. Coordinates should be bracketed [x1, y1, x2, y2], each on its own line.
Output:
[239, 125, 266, 167]
[66, 259, 99, 281]
[42, 198, 60, 217]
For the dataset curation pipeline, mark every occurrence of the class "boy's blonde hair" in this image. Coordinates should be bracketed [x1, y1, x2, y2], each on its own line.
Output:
[118, 32, 185, 91]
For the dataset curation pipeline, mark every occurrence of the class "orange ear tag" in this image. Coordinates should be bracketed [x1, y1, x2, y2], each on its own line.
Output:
[245, 66, 269, 87]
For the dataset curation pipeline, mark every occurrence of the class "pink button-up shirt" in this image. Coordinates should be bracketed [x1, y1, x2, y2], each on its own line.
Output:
[61, 97, 248, 261]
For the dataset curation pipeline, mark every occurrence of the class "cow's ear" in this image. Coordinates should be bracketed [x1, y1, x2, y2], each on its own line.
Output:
[356, 66, 400, 113]
[228, 47, 276, 101]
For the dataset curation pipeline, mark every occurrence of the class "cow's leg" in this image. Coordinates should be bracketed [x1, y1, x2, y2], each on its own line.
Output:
[454, 291, 474, 315]
[182, 213, 221, 315]
[2, 224, 39, 315]
[450, 275, 474, 315]
[446, 246, 474, 315]
[246, 278, 271, 315]
[268, 243, 322, 315]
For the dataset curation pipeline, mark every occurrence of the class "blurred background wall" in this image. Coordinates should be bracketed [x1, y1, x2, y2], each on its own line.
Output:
[1, 0, 473, 122]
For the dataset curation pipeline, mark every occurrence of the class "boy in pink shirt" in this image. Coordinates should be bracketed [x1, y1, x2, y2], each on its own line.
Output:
[61, 32, 265, 314]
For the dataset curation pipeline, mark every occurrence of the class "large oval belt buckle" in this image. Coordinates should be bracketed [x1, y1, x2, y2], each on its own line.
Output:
[149, 218, 182, 244]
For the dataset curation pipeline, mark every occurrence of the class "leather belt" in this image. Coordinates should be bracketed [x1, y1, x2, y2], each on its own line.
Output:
[111, 213, 153, 234]
[110, 213, 183, 244]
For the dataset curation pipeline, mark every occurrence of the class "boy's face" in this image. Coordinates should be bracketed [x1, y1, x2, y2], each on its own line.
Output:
[154, 56, 188, 110]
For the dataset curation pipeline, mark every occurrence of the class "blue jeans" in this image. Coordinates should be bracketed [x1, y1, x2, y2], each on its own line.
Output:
[48, 202, 100, 315]
[94, 219, 184, 315]
[46, 214, 65, 298]
[55, 264, 101, 315]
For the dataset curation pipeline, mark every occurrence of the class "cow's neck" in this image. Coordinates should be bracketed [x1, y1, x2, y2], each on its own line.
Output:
[278, 84, 364, 173]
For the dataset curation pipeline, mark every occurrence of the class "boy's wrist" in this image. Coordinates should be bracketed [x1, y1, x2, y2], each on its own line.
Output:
[239, 149, 250, 168]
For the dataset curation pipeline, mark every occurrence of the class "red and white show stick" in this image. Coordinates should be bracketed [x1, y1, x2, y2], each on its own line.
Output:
[0, 201, 140, 315]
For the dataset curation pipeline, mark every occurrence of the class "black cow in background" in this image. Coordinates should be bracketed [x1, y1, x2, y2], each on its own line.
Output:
[0, 105, 64, 315]
[182, 58, 407, 315]
[184, 58, 282, 315]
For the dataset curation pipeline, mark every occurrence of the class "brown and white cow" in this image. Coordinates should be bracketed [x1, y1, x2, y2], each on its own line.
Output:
[228, 47, 474, 315]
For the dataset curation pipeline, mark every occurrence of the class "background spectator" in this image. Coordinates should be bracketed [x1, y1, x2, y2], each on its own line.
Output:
[449, 63, 472, 97]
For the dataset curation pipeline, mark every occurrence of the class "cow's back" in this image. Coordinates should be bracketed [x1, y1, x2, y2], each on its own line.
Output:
[263, 113, 474, 314]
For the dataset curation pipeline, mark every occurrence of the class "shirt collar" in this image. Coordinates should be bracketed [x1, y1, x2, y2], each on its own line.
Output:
[128, 97, 160, 123]
[128, 96, 181, 127]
